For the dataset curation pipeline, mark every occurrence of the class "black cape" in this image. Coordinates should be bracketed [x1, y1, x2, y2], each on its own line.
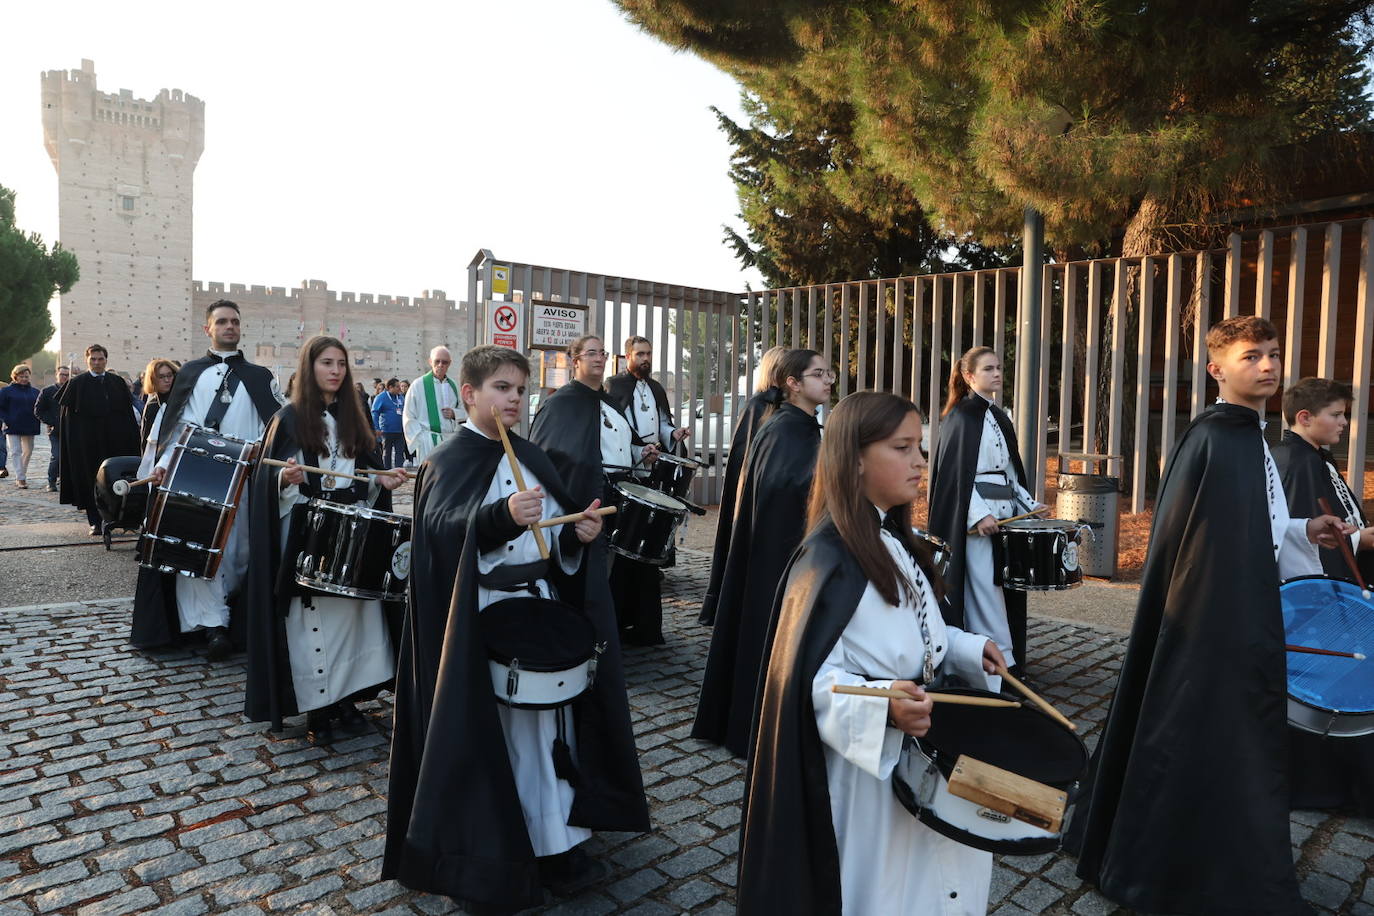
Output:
[604, 371, 673, 437]
[1270, 429, 1374, 815]
[1069, 403, 1306, 915]
[738, 515, 947, 914]
[700, 389, 780, 625]
[529, 379, 646, 506]
[693, 403, 821, 757]
[241, 404, 399, 729]
[129, 357, 280, 651]
[383, 426, 648, 910]
[927, 394, 1029, 667]
[139, 396, 164, 451]
[58, 372, 140, 511]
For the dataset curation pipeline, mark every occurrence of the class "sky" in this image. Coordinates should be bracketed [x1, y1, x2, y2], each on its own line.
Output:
[1, 0, 762, 343]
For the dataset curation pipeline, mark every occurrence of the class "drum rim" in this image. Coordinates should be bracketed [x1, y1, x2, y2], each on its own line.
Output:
[293, 574, 404, 602]
[656, 452, 701, 470]
[1001, 518, 1080, 531]
[488, 657, 596, 709]
[303, 496, 411, 524]
[607, 543, 671, 566]
[180, 423, 258, 446]
[615, 481, 690, 511]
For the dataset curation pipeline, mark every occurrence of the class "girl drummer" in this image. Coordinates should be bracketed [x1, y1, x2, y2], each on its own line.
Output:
[738, 391, 1005, 914]
[242, 335, 407, 742]
[928, 347, 1045, 678]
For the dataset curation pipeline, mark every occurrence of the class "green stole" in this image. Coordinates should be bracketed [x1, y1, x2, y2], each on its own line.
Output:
[420, 371, 459, 445]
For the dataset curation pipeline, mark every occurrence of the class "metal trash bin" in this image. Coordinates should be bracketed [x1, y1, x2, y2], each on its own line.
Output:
[1055, 453, 1120, 579]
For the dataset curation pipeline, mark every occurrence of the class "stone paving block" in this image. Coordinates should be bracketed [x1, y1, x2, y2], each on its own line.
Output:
[264, 875, 344, 911]
[74, 885, 159, 916]
[31, 831, 105, 865]
[1012, 877, 1065, 911]
[287, 847, 356, 879]
[110, 813, 176, 842]
[607, 868, 668, 903]
[171, 860, 249, 896]
[542, 893, 618, 916]
[0, 859, 91, 903]
[179, 818, 247, 847]
[200, 830, 272, 864]
[210, 873, 285, 906]
[660, 845, 724, 879]
[344, 880, 404, 911]
[1316, 849, 1367, 883]
[94, 838, 178, 872]
[1302, 873, 1353, 911]
[32, 873, 128, 913]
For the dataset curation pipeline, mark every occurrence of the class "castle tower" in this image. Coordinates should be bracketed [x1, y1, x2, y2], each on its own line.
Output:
[41, 59, 204, 375]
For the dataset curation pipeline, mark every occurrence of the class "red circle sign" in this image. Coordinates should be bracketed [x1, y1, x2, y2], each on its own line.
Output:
[494, 305, 518, 332]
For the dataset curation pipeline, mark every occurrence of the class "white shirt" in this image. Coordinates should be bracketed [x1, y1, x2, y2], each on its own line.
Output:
[811, 516, 996, 915]
[142, 350, 281, 475]
[625, 379, 676, 447]
[966, 395, 1035, 527]
[599, 399, 636, 472]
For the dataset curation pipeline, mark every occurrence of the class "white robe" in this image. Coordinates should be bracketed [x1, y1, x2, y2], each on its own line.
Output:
[963, 395, 1036, 666]
[623, 379, 677, 448]
[465, 419, 591, 858]
[139, 351, 282, 633]
[403, 373, 463, 462]
[812, 520, 997, 915]
[1254, 412, 1322, 580]
[277, 413, 395, 713]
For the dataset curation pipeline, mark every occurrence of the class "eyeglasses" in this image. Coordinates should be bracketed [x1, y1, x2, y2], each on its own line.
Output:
[156, 372, 175, 381]
[804, 370, 837, 382]
[578, 349, 609, 359]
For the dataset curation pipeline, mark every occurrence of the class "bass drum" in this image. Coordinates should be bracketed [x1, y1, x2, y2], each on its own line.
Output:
[294, 499, 413, 602]
[1280, 575, 1374, 737]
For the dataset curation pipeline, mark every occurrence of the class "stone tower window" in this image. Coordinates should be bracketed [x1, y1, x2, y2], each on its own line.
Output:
[121, 196, 134, 211]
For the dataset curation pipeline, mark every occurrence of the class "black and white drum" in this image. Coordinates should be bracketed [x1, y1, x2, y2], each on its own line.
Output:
[911, 527, 951, 581]
[294, 499, 413, 602]
[648, 452, 701, 501]
[481, 597, 602, 709]
[1280, 576, 1374, 737]
[139, 425, 259, 579]
[608, 482, 688, 566]
[994, 518, 1087, 591]
[892, 686, 1088, 855]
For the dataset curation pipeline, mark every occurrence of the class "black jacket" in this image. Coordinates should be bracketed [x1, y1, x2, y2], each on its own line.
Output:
[604, 371, 676, 443]
[154, 352, 279, 454]
[34, 383, 62, 432]
[58, 372, 140, 511]
[927, 394, 1030, 666]
[1069, 404, 1307, 915]
[693, 402, 821, 757]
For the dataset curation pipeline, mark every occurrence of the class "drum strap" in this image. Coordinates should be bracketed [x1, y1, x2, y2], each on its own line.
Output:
[479, 560, 550, 595]
[974, 480, 1017, 500]
[202, 371, 242, 432]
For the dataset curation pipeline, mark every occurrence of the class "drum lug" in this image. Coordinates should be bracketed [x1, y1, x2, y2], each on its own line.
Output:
[588, 642, 605, 688]
[212, 453, 235, 464]
[506, 660, 521, 699]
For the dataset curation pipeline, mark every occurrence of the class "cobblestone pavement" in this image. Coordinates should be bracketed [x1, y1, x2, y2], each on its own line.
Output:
[3, 478, 1374, 912]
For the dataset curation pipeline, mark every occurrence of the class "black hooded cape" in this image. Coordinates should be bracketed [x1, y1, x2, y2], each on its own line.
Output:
[927, 394, 1029, 668]
[700, 389, 779, 625]
[1069, 403, 1307, 915]
[738, 515, 949, 914]
[58, 372, 140, 512]
[693, 402, 821, 757]
[529, 379, 646, 506]
[1269, 429, 1374, 815]
[383, 426, 648, 910]
[240, 404, 399, 730]
[129, 359, 279, 651]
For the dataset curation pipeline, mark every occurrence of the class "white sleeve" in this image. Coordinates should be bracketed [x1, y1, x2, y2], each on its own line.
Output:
[1277, 518, 1322, 581]
[967, 488, 994, 529]
[546, 495, 581, 576]
[940, 625, 1000, 693]
[812, 637, 905, 780]
[152, 411, 181, 473]
[402, 387, 426, 449]
[278, 448, 305, 518]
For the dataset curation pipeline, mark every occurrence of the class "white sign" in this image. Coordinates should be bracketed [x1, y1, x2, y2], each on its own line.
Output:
[486, 300, 525, 350]
[528, 301, 588, 352]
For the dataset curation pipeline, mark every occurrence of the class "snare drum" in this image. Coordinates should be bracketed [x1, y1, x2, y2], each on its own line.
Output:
[294, 499, 413, 601]
[994, 518, 1086, 591]
[481, 597, 602, 709]
[139, 425, 260, 579]
[649, 452, 701, 501]
[891, 686, 1087, 855]
[1280, 575, 1374, 737]
[608, 482, 688, 566]
[911, 527, 951, 581]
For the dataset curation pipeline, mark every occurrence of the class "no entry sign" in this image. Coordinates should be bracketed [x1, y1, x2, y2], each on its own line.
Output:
[486, 301, 524, 349]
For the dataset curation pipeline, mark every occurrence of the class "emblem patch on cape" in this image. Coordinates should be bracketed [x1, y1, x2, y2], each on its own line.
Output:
[391, 542, 412, 580]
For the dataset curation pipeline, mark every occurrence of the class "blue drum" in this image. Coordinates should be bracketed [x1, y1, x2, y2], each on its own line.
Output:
[1280, 575, 1374, 737]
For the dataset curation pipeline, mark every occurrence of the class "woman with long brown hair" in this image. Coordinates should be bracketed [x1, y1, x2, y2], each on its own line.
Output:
[928, 347, 1045, 677]
[139, 358, 179, 450]
[693, 348, 830, 757]
[738, 391, 1005, 914]
[243, 335, 407, 742]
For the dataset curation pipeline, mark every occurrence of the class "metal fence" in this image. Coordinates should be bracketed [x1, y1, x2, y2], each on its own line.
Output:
[469, 217, 1374, 515]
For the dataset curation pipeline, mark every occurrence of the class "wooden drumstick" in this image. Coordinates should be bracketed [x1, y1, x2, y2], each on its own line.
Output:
[112, 474, 158, 496]
[260, 457, 370, 483]
[1286, 643, 1366, 660]
[356, 467, 412, 477]
[995, 665, 1077, 731]
[1317, 497, 1369, 598]
[536, 506, 617, 528]
[831, 684, 1021, 708]
[491, 405, 549, 560]
[967, 506, 1051, 535]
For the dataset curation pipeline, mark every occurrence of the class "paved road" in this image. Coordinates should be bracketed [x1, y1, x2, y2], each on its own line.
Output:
[1, 446, 1372, 914]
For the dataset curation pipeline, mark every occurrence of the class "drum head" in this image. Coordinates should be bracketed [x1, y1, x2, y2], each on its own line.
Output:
[616, 481, 688, 511]
[1281, 576, 1374, 716]
[920, 687, 1086, 788]
[1002, 518, 1077, 533]
[911, 527, 948, 552]
[659, 453, 701, 470]
[481, 597, 596, 670]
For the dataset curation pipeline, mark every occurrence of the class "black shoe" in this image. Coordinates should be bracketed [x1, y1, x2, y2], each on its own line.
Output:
[45, 483, 57, 492]
[305, 707, 335, 745]
[88, 524, 101, 536]
[334, 700, 370, 734]
[204, 627, 232, 661]
[0, 468, 8, 479]
[538, 847, 610, 897]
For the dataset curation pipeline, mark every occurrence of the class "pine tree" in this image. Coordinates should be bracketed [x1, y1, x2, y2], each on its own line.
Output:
[0, 185, 78, 377]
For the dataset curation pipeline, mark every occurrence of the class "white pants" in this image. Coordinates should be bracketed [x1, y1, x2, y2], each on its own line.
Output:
[496, 704, 591, 858]
[6, 435, 33, 482]
[176, 494, 249, 632]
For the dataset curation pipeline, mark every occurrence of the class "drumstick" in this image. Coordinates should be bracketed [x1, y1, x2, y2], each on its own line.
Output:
[112, 474, 158, 496]
[830, 684, 1021, 708]
[967, 506, 1051, 535]
[491, 405, 550, 560]
[356, 467, 415, 477]
[1286, 644, 1366, 660]
[536, 506, 617, 528]
[995, 665, 1077, 731]
[260, 457, 370, 483]
[1317, 497, 1370, 598]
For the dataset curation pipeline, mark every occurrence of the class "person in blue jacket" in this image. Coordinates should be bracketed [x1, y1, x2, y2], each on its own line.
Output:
[371, 377, 406, 468]
[0, 365, 42, 488]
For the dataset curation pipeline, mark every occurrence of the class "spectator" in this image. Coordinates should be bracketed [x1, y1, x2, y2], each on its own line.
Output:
[140, 359, 179, 451]
[371, 377, 406, 468]
[34, 365, 69, 492]
[0, 365, 42, 489]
